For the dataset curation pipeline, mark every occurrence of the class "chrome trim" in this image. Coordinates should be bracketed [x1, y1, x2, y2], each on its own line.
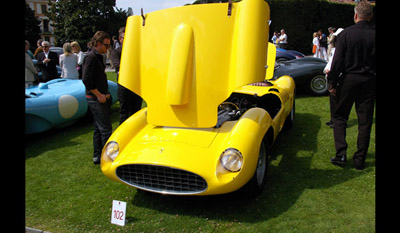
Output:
[116, 164, 208, 195]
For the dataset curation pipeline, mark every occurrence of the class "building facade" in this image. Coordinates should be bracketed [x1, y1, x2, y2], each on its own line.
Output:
[26, 0, 56, 45]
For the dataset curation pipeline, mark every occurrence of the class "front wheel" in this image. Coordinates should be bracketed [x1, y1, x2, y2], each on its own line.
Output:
[306, 74, 328, 96]
[241, 142, 268, 196]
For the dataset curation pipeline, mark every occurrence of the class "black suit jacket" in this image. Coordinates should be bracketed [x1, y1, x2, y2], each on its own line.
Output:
[327, 21, 375, 86]
[36, 51, 59, 82]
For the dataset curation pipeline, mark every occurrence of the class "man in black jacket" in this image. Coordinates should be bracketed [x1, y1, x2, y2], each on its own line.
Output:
[327, 0, 375, 170]
[82, 31, 112, 165]
[36, 41, 59, 82]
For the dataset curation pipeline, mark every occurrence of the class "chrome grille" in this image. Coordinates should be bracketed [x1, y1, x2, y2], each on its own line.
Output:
[116, 164, 207, 195]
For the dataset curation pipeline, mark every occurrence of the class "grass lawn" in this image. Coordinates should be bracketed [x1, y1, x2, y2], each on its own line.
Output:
[25, 72, 375, 232]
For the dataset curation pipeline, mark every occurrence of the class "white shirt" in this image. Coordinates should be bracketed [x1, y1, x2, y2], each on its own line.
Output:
[278, 34, 287, 44]
[59, 54, 79, 79]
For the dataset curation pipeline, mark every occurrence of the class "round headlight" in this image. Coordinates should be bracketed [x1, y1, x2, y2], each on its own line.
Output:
[220, 148, 243, 172]
[104, 141, 119, 161]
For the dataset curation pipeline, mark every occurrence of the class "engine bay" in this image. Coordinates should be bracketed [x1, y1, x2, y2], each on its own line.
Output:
[216, 91, 282, 128]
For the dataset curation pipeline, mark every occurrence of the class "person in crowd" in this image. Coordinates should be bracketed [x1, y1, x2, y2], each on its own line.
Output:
[82, 31, 113, 165]
[26, 45, 35, 59]
[36, 41, 59, 82]
[33, 39, 43, 58]
[271, 31, 279, 45]
[323, 28, 344, 128]
[111, 27, 143, 125]
[327, 27, 336, 58]
[59, 42, 79, 79]
[318, 29, 328, 61]
[71, 41, 86, 79]
[327, 0, 375, 170]
[25, 40, 38, 87]
[112, 35, 121, 49]
[312, 32, 320, 58]
[276, 29, 287, 49]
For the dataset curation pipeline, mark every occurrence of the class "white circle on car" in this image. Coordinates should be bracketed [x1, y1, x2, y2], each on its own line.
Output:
[58, 95, 79, 119]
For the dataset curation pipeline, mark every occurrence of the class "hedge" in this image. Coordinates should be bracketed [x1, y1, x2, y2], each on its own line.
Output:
[267, 0, 374, 54]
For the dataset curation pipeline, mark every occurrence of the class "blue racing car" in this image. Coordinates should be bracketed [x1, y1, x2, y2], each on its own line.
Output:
[25, 78, 118, 134]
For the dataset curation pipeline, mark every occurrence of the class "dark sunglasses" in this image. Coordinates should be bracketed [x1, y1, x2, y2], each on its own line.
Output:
[102, 42, 111, 48]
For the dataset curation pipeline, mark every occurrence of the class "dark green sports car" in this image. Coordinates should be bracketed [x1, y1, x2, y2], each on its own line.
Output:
[272, 57, 328, 96]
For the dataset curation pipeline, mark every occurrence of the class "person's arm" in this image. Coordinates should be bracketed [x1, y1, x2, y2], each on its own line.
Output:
[26, 54, 38, 75]
[327, 33, 346, 87]
[77, 51, 85, 66]
[89, 88, 109, 103]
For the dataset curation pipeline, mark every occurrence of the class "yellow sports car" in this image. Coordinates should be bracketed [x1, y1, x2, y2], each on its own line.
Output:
[101, 0, 295, 196]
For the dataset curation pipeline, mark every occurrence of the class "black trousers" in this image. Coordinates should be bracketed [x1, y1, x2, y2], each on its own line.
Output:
[117, 84, 142, 125]
[332, 73, 375, 163]
[87, 96, 112, 159]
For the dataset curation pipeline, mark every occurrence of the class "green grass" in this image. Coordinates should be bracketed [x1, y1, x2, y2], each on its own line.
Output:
[25, 73, 375, 232]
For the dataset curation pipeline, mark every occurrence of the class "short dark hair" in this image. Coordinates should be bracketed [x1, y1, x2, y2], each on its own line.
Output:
[90, 31, 111, 47]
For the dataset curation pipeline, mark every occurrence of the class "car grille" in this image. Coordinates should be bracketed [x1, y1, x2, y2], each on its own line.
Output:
[116, 164, 207, 195]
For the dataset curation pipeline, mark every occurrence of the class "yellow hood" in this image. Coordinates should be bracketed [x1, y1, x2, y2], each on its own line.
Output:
[118, 0, 270, 128]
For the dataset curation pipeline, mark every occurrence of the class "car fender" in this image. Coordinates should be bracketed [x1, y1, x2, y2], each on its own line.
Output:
[209, 107, 272, 194]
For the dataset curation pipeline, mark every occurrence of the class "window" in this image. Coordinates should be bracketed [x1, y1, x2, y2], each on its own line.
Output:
[41, 4, 47, 14]
[43, 19, 49, 32]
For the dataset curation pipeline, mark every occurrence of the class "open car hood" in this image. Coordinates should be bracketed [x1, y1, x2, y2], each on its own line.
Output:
[118, 0, 270, 128]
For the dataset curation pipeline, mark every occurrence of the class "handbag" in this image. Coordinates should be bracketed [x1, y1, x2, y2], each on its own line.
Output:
[312, 45, 317, 54]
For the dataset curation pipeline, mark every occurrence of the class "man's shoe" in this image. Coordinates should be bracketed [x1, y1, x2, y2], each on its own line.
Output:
[353, 157, 365, 170]
[330, 155, 347, 166]
[325, 121, 333, 128]
[93, 156, 101, 165]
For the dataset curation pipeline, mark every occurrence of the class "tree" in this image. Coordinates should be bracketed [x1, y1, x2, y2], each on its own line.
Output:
[46, 0, 128, 50]
[25, 2, 41, 52]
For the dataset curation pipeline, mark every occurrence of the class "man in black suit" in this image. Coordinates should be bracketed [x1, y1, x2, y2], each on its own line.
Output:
[327, 0, 375, 170]
[36, 41, 59, 82]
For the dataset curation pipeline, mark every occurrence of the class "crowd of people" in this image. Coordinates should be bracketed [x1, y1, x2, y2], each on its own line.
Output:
[270, 29, 288, 49]
[25, 36, 121, 87]
[25, 28, 143, 165]
[25, 39, 86, 86]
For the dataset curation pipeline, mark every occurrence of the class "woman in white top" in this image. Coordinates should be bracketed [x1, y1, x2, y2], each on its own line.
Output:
[312, 32, 321, 58]
[71, 41, 85, 79]
[59, 42, 79, 79]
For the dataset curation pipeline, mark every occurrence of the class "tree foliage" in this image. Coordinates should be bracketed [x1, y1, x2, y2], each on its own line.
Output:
[46, 0, 128, 50]
[25, 2, 41, 51]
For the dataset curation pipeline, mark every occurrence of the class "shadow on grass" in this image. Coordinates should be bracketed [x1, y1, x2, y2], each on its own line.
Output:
[25, 103, 120, 160]
[131, 112, 367, 223]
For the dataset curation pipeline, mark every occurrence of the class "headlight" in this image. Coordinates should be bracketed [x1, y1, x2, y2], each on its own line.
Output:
[220, 148, 243, 172]
[103, 141, 119, 161]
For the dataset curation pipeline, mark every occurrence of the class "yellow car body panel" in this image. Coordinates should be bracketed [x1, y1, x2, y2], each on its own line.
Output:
[265, 42, 277, 80]
[101, 107, 273, 195]
[118, 0, 270, 128]
[101, 0, 295, 196]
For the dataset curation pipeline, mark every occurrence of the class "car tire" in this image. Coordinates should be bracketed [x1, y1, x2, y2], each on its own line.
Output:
[241, 142, 268, 196]
[283, 97, 295, 130]
[306, 74, 328, 96]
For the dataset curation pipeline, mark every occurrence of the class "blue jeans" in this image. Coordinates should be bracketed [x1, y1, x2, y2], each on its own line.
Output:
[86, 95, 112, 159]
